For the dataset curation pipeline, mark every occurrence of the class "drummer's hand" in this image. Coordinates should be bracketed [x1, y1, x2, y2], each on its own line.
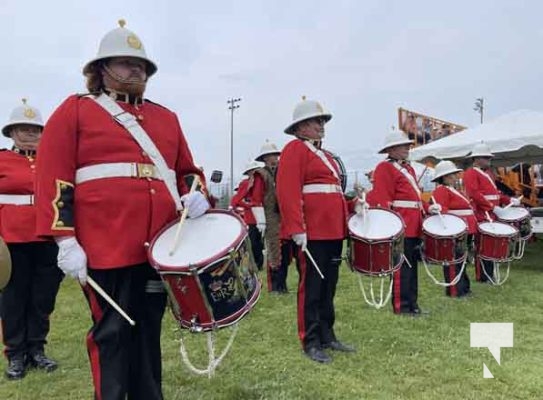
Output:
[354, 198, 369, 215]
[428, 203, 442, 214]
[493, 206, 506, 218]
[181, 191, 210, 218]
[292, 233, 307, 251]
[55, 236, 87, 285]
[257, 222, 266, 234]
[510, 197, 521, 206]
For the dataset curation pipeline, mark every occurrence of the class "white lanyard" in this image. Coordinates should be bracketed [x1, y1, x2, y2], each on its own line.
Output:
[474, 167, 497, 189]
[303, 140, 340, 182]
[391, 161, 421, 198]
[91, 93, 182, 210]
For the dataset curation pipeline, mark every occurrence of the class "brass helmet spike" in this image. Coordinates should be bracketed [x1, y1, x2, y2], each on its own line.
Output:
[118, 19, 126, 28]
[301, 95, 307, 101]
[22, 98, 27, 105]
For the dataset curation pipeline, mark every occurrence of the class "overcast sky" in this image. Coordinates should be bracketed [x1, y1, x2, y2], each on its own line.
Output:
[1, 0, 541, 186]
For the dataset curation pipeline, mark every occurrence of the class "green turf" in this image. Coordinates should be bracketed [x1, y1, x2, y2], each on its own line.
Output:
[1, 239, 542, 399]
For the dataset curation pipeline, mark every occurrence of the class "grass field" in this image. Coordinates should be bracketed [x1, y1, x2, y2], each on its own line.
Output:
[1, 239, 542, 399]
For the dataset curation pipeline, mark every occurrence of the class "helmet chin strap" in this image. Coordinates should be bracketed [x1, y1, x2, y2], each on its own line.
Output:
[103, 65, 146, 87]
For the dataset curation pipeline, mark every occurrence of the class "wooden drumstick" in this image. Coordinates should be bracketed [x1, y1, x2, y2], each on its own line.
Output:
[504, 195, 523, 210]
[485, 211, 493, 223]
[87, 276, 136, 326]
[431, 196, 447, 229]
[169, 176, 200, 256]
[304, 248, 325, 279]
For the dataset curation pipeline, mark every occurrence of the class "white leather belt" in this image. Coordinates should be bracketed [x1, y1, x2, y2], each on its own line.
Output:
[0, 194, 34, 205]
[75, 163, 162, 184]
[448, 209, 474, 216]
[302, 184, 342, 194]
[392, 200, 421, 209]
[484, 194, 500, 201]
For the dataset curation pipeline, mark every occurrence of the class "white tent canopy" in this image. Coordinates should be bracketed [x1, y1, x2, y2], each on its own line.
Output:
[409, 110, 543, 167]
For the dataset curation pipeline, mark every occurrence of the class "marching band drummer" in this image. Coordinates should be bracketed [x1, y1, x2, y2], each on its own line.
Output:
[34, 20, 210, 400]
[230, 160, 265, 271]
[367, 131, 440, 316]
[0, 100, 63, 380]
[463, 142, 517, 283]
[430, 161, 475, 298]
[277, 97, 355, 364]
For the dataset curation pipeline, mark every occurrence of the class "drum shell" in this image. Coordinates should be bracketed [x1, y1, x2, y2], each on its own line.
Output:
[347, 208, 405, 276]
[477, 222, 518, 262]
[422, 215, 468, 264]
[148, 210, 261, 331]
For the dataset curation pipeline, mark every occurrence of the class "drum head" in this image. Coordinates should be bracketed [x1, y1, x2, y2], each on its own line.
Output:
[423, 214, 467, 237]
[498, 207, 529, 222]
[348, 209, 404, 240]
[151, 211, 244, 269]
[479, 221, 518, 236]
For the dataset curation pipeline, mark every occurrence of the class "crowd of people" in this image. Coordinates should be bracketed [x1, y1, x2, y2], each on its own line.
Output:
[0, 19, 528, 400]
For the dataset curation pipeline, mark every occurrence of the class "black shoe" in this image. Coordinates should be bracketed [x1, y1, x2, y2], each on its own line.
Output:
[411, 307, 430, 317]
[304, 347, 332, 363]
[5, 356, 27, 380]
[28, 351, 57, 372]
[322, 341, 356, 353]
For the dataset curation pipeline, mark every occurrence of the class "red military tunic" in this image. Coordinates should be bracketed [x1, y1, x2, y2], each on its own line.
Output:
[276, 139, 348, 240]
[432, 184, 477, 234]
[0, 149, 45, 243]
[34, 94, 205, 269]
[368, 160, 427, 238]
[463, 167, 510, 222]
[230, 178, 256, 225]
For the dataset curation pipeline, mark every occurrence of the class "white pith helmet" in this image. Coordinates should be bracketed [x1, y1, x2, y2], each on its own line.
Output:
[2, 98, 44, 137]
[243, 160, 265, 175]
[284, 96, 332, 134]
[466, 142, 494, 158]
[255, 140, 281, 161]
[82, 19, 157, 76]
[432, 160, 462, 182]
[378, 130, 414, 154]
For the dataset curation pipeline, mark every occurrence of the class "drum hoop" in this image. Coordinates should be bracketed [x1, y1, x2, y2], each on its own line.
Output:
[423, 253, 467, 265]
[422, 228, 467, 239]
[148, 209, 247, 272]
[349, 233, 404, 245]
[477, 225, 519, 238]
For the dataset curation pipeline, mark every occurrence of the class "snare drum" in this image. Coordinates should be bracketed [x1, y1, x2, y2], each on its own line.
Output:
[148, 210, 261, 332]
[477, 221, 518, 262]
[348, 208, 405, 276]
[422, 214, 467, 264]
[496, 207, 532, 240]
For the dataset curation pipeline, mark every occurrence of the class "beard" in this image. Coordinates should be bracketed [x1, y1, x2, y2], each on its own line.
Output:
[103, 66, 147, 96]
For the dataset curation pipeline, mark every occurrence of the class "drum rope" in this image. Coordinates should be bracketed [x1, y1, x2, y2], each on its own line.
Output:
[481, 259, 511, 286]
[420, 250, 466, 287]
[514, 240, 526, 260]
[357, 274, 393, 309]
[178, 323, 240, 378]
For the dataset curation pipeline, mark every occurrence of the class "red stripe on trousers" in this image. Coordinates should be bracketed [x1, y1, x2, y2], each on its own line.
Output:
[297, 247, 307, 344]
[392, 267, 401, 313]
[448, 264, 458, 297]
[266, 262, 273, 292]
[84, 285, 104, 400]
[474, 257, 482, 281]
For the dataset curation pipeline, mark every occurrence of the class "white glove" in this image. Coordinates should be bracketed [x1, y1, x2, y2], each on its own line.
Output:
[256, 222, 266, 234]
[493, 206, 506, 218]
[181, 191, 210, 218]
[354, 198, 370, 215]
[55, 237, 87, 285]
[428, 203, 442, 215]
[510, 197, 521, 206]
[292, 233, 307, 251]
[251, 207, 266, 234]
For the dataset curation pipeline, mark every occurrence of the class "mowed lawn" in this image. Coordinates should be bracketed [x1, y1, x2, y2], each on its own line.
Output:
[1, 239, 542, 399]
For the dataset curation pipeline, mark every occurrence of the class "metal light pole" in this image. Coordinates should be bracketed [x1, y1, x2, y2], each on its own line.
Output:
[227, 97, 241, 197]
[474, 97, 484, 124]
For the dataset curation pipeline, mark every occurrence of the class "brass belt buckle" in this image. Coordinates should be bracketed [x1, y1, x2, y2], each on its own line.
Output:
[137, 163, 155, 179]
